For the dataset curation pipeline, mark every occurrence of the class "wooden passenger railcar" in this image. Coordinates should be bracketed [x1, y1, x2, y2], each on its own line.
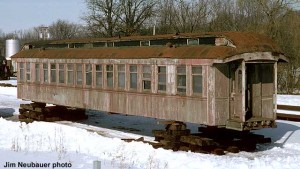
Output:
[12, 32, 287, 131]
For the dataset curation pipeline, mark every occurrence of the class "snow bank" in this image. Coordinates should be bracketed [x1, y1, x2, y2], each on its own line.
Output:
[1, 118, 300, 169]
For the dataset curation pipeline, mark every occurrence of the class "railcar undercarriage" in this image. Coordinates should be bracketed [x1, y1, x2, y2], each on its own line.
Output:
[18, 102, 272, 155]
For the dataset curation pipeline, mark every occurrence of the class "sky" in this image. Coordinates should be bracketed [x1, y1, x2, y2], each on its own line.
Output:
[0, 0, 86, 33]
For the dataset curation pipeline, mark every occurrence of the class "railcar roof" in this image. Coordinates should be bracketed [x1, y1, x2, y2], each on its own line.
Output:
[12, 32, 285, 61]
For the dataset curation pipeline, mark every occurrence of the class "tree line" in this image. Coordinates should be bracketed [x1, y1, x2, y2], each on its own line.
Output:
[0, 0, 299, 93]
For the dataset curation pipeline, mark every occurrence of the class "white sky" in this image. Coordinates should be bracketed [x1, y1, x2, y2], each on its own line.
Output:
[0, 0, 86, 33]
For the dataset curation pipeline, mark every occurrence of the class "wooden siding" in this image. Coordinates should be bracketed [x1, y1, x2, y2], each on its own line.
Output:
[17, 84, 209, 124]
[214, 64, 230, 125]
[16, 58, 211, 125]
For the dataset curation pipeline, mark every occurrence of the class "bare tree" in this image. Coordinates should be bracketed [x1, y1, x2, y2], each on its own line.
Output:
[156, 0, 209, 34]
[118, 0, 157, 36]
[48, 20, 81, 40]
[83, 0, 119, 37]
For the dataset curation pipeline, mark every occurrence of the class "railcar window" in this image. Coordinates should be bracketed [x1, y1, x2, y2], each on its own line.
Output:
[50, 64, 56, 83]
[59, 64, 65, 84]
[106, 65, 114, 88]
[177, 66, 186, 93]
[118, 65, 125, 89]
[142, 65, 151, 91]
[187, 38, 199, 45]
[158, 66, 166, 92]
[95, 65, 102, 87]
[114, 41, 140, 47]
[130, 65, 137, 89]
[150, 39, 187, 46]
[199, 37, 215, 45]
[85, 64, 92, 86]
[43, 63, 48, 83]
[76, 64, 83, 85]
[67, 64, 74, 85]
[140, 41, 150, 46]
[19, 63, 24, 81]
[26, 63, 31, 82]
[93, 42, 106, 48]
[107, 42, 114, 47]
[192, 66, 202, 94]
[35, 63, 40, 83]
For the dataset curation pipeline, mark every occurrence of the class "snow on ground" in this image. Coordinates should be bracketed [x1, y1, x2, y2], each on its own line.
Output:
[0, 79, 300, 169]
[278, 95, 300, 106]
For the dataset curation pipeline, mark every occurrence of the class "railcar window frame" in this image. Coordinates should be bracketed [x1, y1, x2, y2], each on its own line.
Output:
[106, 64, 114, 88]
[50, 63, 56, 83]
[95, 64, 103, 88]
[67, 64, 74, 85]
[129, 65, 138, 90]
[76, 64, 83, 86]
[177, 66, 187, 94]
[158, 66, 167, 92]
[35, 63, 40, 83]
[26, 62, 31, 82]
[85, 64, 92, 86]
[117, 64, 125, 89]
[142, 65, 151, 92]
[192, 66, 203, 95]
[58, 64, 65, 84]
[19, 62, 25, 82]
[43, 63, 48, 83]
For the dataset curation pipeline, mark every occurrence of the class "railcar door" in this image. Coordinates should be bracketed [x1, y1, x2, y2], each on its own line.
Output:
[246, 63, 275, 120]
[229, 62, 245, 122]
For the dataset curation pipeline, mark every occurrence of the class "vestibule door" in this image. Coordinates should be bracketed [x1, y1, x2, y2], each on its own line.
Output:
[229, 61, 245, 122]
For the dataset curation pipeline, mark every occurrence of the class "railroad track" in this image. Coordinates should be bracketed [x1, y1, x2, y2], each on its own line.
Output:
[277, 104, 300, 121]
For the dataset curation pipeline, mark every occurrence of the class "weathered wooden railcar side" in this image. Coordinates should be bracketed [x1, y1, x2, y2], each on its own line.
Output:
[12, 32, 287, 131]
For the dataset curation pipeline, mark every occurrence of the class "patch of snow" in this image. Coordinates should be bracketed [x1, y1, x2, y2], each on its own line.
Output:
[278, 95, 300, 106]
